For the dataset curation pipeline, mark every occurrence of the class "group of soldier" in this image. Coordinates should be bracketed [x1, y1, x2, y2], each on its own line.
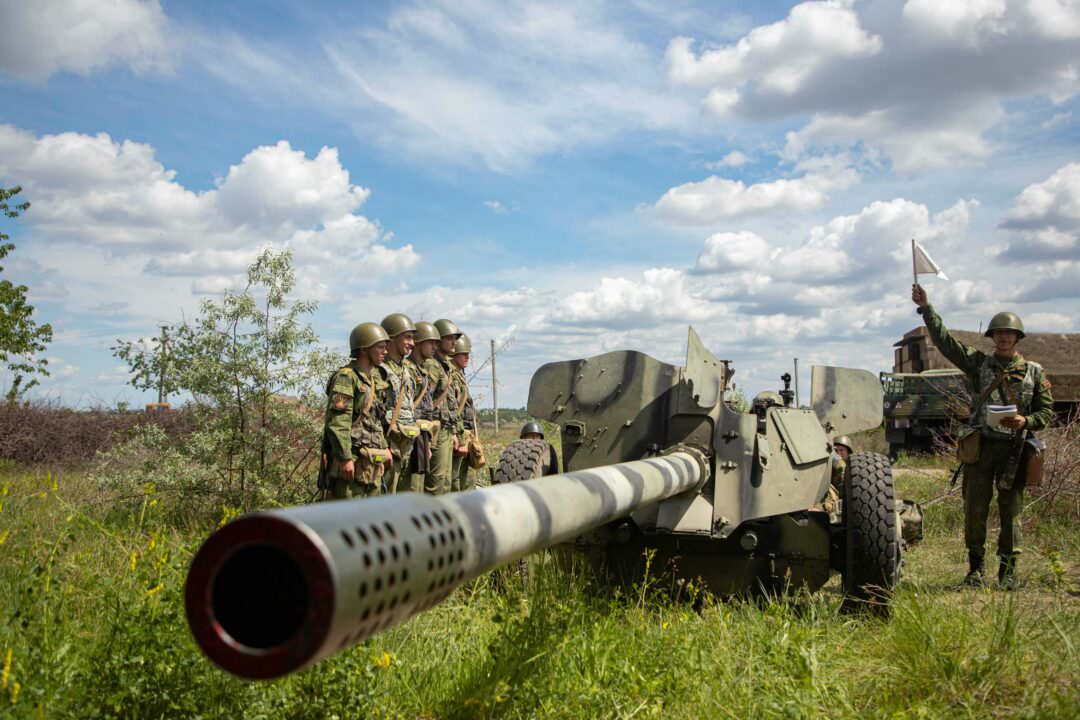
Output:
[319, 315, 481, 501]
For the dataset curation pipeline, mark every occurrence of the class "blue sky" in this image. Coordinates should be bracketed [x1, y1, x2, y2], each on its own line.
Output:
[1, 0, 1078, 409]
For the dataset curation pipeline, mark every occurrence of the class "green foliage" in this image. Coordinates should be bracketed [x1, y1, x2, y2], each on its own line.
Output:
[109, 249, 342, 514]
[0, 186, 53, 400]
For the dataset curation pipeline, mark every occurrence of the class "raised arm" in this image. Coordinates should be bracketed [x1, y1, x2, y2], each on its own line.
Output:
[912, 284, 983, 376]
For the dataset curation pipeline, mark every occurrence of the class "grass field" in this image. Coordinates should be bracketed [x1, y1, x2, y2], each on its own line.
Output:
[0, 427, 1077, 719]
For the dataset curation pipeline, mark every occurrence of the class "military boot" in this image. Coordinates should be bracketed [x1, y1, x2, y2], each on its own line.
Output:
[998, 555, 1019, 591]
[962, 551, 986, 588]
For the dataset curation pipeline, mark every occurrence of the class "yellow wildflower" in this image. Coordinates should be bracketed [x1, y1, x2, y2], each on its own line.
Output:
[129, 551, 138, 572]
[372, 651, 393, 669]
[66, 514, 74, 523]
[146, 583, 164, 597]
[149, 498, 158, 507]
[10, 681, 19, 705]
[1, 648, 11, 688]
[1, 483, 8, 496]
[0, 530, 9, 547]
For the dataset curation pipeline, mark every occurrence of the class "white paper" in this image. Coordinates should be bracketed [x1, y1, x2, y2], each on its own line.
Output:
[986, 404, 1017, 429]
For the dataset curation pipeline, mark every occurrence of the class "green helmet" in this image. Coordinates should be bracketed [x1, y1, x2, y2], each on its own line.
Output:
[833, 435, 853, 453]
[520, 421, 544, 439]
[381, 313, 416, 338]
[414, 321, 439, 343]
[349, 322, 390, 352]
[985, 312, 1025, 339]
[451, 334, 472, 355]
[434, 319, 461, 338]
[753, 391, 782, 408]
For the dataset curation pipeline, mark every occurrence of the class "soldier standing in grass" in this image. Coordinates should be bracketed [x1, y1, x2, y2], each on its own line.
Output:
[321, 323, 392, 500]
[425, 319, 462, 494]
[408, 321, 441, 493]
[912, 285, 1053, 589]
[449, 335, 477, 492]
[380, 313, 420, 493]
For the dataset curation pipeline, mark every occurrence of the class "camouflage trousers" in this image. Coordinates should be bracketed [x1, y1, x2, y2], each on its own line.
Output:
[329, 473, 381, 500]
[451, 447, 475, 493]
[963, 436, 1024, 559]
[385, 436, 416, 493]
[426, 425, 454, 495]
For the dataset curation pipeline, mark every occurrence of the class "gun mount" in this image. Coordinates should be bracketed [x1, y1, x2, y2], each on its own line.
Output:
[186, 328, 899, 680]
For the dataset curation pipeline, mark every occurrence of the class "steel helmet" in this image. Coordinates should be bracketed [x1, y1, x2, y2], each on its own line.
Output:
[451, 334, 472, 355]
[753, 391, 782, 407]
[381, 313, 416, 338]
[414, 321, 440, 343]
[520, 421, 544, 439]
[985, 312, 1025, 339]
[349, 322, 390, 352]
[833, 435, 853, 453]
[434, 319, 462, 338]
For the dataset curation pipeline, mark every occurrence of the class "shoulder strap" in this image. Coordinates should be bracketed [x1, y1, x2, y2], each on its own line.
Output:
[412, 369, 431, 409]
[455, 371, 470, 414]
[432, 363, 452, 409]
[389, 367, 407, 427]
[360, 372, 377, 416]
[973, 370, 1006, 415]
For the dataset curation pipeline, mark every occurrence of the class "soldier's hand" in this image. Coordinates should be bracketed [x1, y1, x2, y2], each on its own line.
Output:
[911, 284, 928, 307]
[340, 459, 355, 481]
[1001, 415, 1027, 430]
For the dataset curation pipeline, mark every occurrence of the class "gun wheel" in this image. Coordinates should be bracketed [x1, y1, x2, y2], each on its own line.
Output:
[494, 439, 557, 484]
[842, 451, 901, 615]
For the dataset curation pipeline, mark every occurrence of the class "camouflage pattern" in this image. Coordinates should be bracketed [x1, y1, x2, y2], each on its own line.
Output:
[322, 363, 389, 499]
[922, 303, 1053, 561]
[382, 356, 419, 493]
[425, 355, 458, 494]
[450, 364, 476, 492]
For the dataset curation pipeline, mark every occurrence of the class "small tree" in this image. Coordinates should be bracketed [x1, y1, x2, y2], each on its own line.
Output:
[0, 186, 53, 400]
[112, 249, 343, 509]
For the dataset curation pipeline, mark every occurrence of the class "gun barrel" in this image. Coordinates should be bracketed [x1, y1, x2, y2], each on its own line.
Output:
[185, 448, 708, 679]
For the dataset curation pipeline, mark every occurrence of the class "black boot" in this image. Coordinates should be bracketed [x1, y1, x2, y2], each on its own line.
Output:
[963, 551, 986, 587]
[998, 555, 1019, 591]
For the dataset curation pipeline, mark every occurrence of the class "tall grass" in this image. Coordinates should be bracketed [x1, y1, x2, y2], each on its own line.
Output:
[0, 463, 1077, 719]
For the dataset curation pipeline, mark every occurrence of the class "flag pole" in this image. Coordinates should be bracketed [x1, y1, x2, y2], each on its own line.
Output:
[911, 237, 917, 287]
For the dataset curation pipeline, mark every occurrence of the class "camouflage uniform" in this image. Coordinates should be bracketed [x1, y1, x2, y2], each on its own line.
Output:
[382, 356, 420, 493]
[424, 355, 458, 495]
[323, 363, 390, 500]
[921, 304, 1053, 568]
[407, 356, 436, 493]
[450, 365, 477, 492]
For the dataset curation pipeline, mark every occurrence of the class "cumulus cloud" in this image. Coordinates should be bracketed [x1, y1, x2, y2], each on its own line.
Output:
[0, 0, 172, 82]
[1014, 260, 1080, 302]
[998, 162, 1080, 260]
[704, 151, 751, 169]
[556, 268, 719, 329]
[693, 231, 774, 273]
[655, 155, 859, 225]
[0, 125, 419, 297]
[669, 0, 1080, 172]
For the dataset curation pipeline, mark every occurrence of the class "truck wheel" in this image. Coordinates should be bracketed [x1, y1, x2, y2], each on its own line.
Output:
[842, 452, 901, 615]
[494, 439, 548, 484]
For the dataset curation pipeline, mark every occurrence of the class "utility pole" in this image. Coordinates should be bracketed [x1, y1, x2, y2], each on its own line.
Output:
[158, 325, 169, 404]
[491, 339, 499, 434]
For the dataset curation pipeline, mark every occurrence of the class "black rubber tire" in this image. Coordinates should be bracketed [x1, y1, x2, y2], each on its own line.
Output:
[842, 452, 901, 614]
[494, 439, 548, 484]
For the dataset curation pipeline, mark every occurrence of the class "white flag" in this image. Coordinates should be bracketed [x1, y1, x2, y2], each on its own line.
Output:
[912, 240, 948, 280]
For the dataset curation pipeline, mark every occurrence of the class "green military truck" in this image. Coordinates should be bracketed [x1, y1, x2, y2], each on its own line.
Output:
[881, 369, 971, 459]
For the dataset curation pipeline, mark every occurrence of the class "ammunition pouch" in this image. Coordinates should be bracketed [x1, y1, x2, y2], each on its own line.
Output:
[390, 422, 420, 440]
[467, 435, 487, 469]
[1017, 437, 1046, 488]
[957, 427, 980, 465]
[344, 446, 389, 486]
[427, 420, 443, 449]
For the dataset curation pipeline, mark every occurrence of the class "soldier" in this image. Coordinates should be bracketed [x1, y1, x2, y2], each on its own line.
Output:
[449, 334, 477, 492]
[408, 321, 440, 493]
[425, 318, 462, 494]
[380, 313, 420, 493]
[912, 284, 1053, 589]
[519, 421, 559, 476]
[520, 421, 545, 442]
[321, 323, 392, 500]
[831, 435, 853, 490]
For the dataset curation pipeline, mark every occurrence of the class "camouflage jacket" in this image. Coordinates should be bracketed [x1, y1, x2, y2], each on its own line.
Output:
[323, 363, 389, 463]
[409, 354, 436, 421]
[381, 355, 418, 430]
[922, 304, 1054, 436]
[451, 366, 475, 434]
[426, 355, 458, 425]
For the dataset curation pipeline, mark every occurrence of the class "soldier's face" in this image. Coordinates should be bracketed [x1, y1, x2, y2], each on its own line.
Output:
[441, 334, 461, 354]
[368, 341, 389, 365]
[394, 331, 415, 357]
[453, 352, 469, 369]
[522, 432, 543, 441]
[992, 329, 1020, 355]
[836, 446, 850, 461]
[419, 338, 440, 358]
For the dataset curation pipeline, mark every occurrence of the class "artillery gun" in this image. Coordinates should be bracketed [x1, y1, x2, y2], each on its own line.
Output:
[185, 329, 898, 680]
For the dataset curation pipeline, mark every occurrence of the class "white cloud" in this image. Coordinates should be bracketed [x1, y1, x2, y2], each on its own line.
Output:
[704, 151, 751, 169]
[1024, 311, 1075, 331]
[670, 0, 1080, 172]
[1015, 260, 1080, 301]
[1040, 110, 1073, 130]
[655, 157, 859, 225]
[694, 231, 773, 273]
[43, 357, 79, 380]
[998, 162, 1080, 260]
[0, 0, 172, 82]
[484, 200, 508, 214]
[557, 267, 719, 328]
